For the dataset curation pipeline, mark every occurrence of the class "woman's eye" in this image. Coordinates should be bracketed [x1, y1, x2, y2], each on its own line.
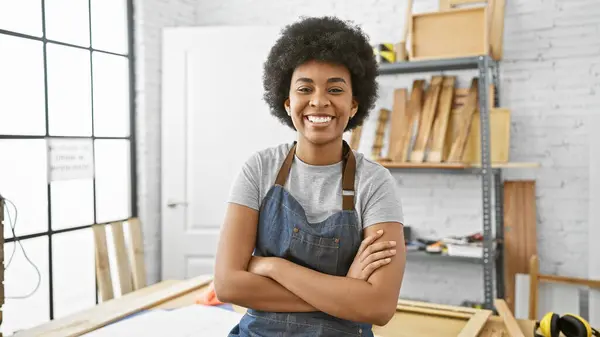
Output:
[297, 87, 311, 93]
[329, 88, 343, 93]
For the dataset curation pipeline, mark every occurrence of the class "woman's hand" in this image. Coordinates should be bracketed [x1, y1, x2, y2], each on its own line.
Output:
[346, 230, 398, 281]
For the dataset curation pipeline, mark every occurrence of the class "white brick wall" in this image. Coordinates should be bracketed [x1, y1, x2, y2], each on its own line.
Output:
[134, 0, 198, 284]
[135, 0, 600, 305]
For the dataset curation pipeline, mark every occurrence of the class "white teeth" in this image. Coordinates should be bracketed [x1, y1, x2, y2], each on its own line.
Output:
[307, 116, 332, 123]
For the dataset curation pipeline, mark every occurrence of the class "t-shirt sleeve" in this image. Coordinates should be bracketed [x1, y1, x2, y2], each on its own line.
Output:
[227, 152, 262, 211]
[362, 168, 404, 228]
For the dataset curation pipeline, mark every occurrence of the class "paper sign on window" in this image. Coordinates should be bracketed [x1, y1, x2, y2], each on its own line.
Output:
[47, 138, 95, 181]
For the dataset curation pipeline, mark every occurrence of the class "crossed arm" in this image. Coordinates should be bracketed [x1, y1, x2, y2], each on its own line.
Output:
[213, 203, 406, 326]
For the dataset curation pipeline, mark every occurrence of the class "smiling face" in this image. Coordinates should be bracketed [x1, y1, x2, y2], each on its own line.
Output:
[284, 60, 358, 146]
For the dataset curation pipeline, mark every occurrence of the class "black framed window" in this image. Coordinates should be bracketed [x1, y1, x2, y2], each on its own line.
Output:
[0, 0, 137, 334]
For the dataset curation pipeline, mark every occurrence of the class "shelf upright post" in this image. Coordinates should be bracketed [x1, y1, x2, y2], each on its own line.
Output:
[494, 168, 505, 299]
[478, 55, 494, 310]
[492, 60, 505, 301]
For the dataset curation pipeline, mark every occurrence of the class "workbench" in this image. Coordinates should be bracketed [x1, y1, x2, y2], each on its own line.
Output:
[14, 275, 536, 337]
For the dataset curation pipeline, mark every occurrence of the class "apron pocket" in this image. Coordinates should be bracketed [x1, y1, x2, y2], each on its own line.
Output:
[289, 226, 340, 275]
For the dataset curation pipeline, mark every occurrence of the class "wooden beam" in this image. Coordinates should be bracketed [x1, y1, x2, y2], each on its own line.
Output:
[538, 274, 600, 289]
[15, 276, 212, 337]
[92, 224, 114, 302]
[111, 221, 133, 296]
[127, 218, 147, 290]
[410, 76, 443, 162]
[494, 299, 525, 337]
[447, 78, 478, 162]
[457, 310, 493, 337]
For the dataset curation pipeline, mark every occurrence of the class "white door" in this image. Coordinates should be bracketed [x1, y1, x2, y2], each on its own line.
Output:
[161, 26, 296, 280]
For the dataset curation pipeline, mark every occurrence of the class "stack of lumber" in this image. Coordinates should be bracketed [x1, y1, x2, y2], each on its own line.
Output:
[369, 75, 510, 166]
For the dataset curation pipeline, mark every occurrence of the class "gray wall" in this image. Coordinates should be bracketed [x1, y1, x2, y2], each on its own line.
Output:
[134, 0, 600, 305]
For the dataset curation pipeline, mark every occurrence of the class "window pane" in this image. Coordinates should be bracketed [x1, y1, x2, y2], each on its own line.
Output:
[51, 179, 94, 230]
[0, 140, 48, 238]
[0, 0, 43, 37]
[90, 0, 128, 54]
[0, 35, 46, 135]
[52, 229, 96, 319]
[45, 0, 90, 47]
[92, 52, 130, 137]
[95, 140, 131, 223]
[47, 43, 92, 136]
[2, 236, 50, 336]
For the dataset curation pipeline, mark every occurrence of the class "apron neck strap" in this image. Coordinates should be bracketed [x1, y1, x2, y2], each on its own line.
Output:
[274, 140, 356, 211]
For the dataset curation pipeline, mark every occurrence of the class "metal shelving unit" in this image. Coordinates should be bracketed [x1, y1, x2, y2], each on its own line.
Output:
[377, 55, 504, 310]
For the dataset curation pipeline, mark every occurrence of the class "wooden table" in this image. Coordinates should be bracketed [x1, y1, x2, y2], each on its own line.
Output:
[15, 275, 536, 337]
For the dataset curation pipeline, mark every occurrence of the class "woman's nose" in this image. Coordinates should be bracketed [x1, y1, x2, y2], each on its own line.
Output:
[309, 92, 330, 108]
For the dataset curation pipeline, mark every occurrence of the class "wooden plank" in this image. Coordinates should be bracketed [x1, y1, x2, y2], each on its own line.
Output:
[387, 88, 408, 161]
[399, 80, 425, 162]
[504, 181, 537, 313]
[489, 0, 505, 60]
[462, 108, 511, 164]
[410, 76, 443, 162]
[111, 221, 133, 296]
[447, 78, 478, 162]
[494, 299, 525, 337]
[397, 299, 479, 314]
[127, 218, 147, 290]
[92, 224, 114, 302]
[378, 161, 468, 169]
[539, 273, 600, 289]
[378, 161, 539, 170]
[349, 125, 362, 150]
[427, 76, 455, 162]
[396, 306, 472, 319]
[371, 108, 390, 160]
[457, 310, 493, 337]
[15, 276, 211, 337]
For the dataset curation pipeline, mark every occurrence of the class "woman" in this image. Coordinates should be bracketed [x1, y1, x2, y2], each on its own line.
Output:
[214, 16, 406, 336]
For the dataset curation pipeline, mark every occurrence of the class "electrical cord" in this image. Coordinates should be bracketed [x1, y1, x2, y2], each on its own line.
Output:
[1, 193, 41, 299]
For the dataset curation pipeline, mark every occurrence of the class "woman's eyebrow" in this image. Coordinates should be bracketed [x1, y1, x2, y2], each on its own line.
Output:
[327, 77, 347, 84]
[294, 77, 347, 84]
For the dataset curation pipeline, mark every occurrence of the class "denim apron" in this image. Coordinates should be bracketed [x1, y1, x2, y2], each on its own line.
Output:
[228, 140, 373, 337]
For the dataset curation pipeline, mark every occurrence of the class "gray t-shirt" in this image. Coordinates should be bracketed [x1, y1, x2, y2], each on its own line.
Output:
[227, 143, 404, 229]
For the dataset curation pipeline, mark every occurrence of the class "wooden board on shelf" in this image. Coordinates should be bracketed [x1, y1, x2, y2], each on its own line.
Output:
[387, 88, 408, 161]
[427, 76, 456, 162]
[396, 79, 425, 162]
[409, 6, 489, 61]
[378, 160, 539, 170]
[371, 108, 390, 160]
[447, 78, 478, 162]
[410, 76, 443, 162]
[462, 107, 511, 164]
[349, 125, 362, 150]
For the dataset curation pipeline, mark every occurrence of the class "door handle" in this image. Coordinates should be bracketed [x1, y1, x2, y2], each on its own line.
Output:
[167, 200, 188, 208]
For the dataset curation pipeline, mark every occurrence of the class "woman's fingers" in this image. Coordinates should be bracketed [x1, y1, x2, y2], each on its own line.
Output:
[362, 249, 397, 266]
[355, 229, 384, 258]
[359, 240, 397, 262]
[362, 257, 392, 278]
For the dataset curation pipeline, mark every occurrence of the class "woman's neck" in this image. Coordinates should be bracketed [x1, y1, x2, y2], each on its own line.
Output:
[295, 136, 344, 166]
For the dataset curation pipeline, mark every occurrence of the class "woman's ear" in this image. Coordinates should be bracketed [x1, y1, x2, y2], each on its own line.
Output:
[284, 98, 291, 116]
[350, 98, 358, 118]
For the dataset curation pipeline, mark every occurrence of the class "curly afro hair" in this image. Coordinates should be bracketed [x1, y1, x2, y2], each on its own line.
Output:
[262, 16, 379, 132]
